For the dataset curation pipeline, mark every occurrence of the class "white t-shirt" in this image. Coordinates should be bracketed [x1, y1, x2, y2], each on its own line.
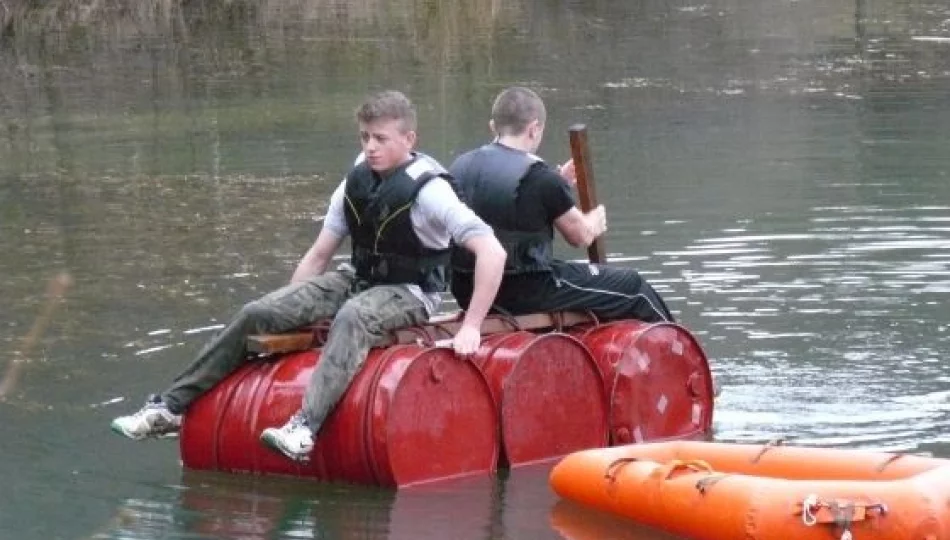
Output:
[322, 153, 493, 314]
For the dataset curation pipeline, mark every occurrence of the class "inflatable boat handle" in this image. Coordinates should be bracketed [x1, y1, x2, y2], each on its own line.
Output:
[657, 459, 714, 480]
[604, 457, 641, 482]
[604, 458, 716, 484]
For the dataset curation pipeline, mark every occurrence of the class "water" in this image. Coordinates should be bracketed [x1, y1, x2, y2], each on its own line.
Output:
[1, 1, 949, 538]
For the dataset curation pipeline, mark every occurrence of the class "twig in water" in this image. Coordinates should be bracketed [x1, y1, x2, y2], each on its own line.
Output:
[0, 271, 73, 399]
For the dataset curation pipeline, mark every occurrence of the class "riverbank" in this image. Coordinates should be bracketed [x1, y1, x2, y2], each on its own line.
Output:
[1, 0, 258, 41]
[1, 0, 500, 44]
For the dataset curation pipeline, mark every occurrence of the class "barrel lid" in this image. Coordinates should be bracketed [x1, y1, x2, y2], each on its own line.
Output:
[493, 333, 609, 466]
[368, 347, 499, 487]
[237, 351, 318, 477]
[608, 323, 714, 444]
[180, 362, 253, 470]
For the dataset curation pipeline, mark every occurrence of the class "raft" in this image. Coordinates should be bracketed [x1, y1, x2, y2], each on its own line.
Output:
[550, 440, 950, 540]
[180, 311, 715, 487]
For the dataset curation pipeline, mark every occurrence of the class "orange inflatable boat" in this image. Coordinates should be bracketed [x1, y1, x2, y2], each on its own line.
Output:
[550, 440, 950, 540]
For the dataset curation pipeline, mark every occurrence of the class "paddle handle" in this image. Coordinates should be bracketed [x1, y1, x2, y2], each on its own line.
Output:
[568, 124, 607, 264]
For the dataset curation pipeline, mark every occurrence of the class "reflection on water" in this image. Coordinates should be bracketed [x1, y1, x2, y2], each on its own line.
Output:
[87, 466, 691, 539]
[550, 500, 683, 540]
[2, 0, 950, 539]
[682, 201, 950, 450]
[89, 468, 554, 540]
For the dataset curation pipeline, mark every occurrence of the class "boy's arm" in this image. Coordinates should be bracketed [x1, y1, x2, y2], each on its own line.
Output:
[291, 179, 348, 282]
[418, 177, 506, 355]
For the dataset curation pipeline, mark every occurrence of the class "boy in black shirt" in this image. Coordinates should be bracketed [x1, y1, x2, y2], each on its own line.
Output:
[450, 86, 673, 323]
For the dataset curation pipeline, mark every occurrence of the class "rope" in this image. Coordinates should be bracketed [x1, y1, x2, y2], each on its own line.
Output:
[800, 494, 889, 539]
[583, 309, 601, 326]
[429, 323, 457, 342]
[309, 320, 332, 346]
[694, 474, 730, 494]
[802, 494, 820, 526]
[659, 459, 714, 480]
[403, 325, 436, 347]
[875, 453, 906, 473]
[488, 306, 522, 331]
[750, 438, 785, 464]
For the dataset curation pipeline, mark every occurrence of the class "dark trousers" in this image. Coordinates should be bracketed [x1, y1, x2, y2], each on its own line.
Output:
[452, 261, 674, 323]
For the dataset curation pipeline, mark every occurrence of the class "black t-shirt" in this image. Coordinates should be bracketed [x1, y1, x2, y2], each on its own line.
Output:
[513, 162, 576, 230]
[451, 161, 576, 305]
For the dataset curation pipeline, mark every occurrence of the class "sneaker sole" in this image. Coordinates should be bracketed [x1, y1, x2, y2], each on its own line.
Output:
[260, 431, 310, 463]
[110, 421, 146, 440]
[110, 421, 180, 440]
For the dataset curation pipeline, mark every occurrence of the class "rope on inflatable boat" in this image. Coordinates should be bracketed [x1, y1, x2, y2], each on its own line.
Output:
[875, 452, 908, 472]
[658, 459, 714, 480]
[603, 457, 716, 484]
[750, 437, 786, 464]
[694, 473, 731, 494]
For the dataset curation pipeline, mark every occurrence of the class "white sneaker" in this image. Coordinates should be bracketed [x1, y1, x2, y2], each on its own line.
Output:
[260, 411, 313, 462]
[110, 395, 182, 440]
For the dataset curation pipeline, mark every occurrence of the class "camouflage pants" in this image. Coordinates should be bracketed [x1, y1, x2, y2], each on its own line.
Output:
[162, 266, 428, 431]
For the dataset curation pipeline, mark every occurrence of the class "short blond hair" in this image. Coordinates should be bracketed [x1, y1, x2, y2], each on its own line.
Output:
[491, 87, 546, 136]
[355, 90, 417, 133]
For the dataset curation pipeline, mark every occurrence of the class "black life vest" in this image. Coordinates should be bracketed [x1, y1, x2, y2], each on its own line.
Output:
[343, 153, 454, 292]
[451, 142, 554, 275]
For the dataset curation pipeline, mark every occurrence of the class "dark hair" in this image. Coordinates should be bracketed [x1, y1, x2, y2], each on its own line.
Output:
[355, 90, 417, 133]
[491, 87, 546, 136]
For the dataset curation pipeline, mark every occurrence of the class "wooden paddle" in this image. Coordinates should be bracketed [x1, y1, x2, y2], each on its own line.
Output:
[568, 124, 606, 264]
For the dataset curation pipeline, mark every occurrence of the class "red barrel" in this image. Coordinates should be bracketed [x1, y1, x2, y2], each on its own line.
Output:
[180, 344, 499, 487]
[573, 321, 714, 445]
[472, 331, 608, 467]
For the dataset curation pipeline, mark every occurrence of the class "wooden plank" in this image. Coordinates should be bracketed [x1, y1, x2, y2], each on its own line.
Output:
[247, 332, 319, 355]
[569, 124, 607, 264]
[247, 311, 597, 355]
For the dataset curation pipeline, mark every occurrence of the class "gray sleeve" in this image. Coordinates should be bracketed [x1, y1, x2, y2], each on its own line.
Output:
[322, 178, 349, 237]
[413, 178, 493, 247]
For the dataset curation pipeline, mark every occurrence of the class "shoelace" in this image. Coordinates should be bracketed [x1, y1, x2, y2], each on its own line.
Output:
[285, 412, 309, 432]
[134, 397, 168, 419]
[131, 407, 161, 425]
